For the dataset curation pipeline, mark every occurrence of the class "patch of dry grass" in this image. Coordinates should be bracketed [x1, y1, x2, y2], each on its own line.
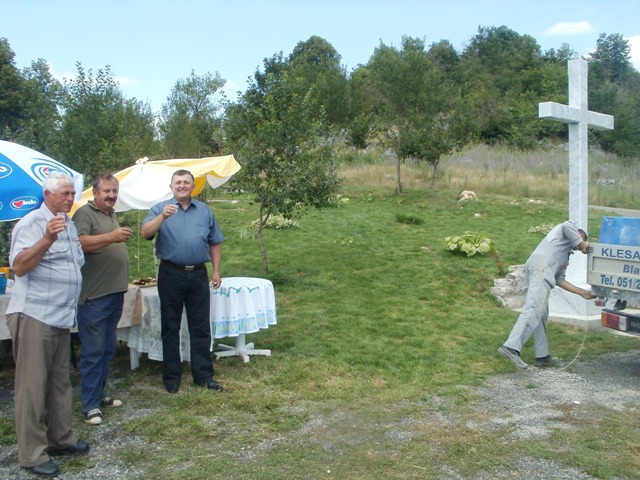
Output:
[339, 143, 639, 208]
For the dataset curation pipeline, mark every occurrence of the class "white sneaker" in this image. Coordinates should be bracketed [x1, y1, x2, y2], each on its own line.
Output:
[83, 408, 103, 425]
[101, 396, 123, 408]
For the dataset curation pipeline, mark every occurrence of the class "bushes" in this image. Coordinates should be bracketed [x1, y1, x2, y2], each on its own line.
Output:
[445, 232, 495, 257]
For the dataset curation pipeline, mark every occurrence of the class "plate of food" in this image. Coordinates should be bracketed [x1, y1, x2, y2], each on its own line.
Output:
[132, 277, 157, 288]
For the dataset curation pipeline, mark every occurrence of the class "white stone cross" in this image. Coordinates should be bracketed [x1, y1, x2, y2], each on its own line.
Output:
[539, 58, 614, 284]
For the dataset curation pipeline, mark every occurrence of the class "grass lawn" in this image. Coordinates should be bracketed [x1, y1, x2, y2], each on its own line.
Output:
[1, 146, 639, 479]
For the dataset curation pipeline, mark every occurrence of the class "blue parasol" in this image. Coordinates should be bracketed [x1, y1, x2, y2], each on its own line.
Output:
[0, 140, 83, 222]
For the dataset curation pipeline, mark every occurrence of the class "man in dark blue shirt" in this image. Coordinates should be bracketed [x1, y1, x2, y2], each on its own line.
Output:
[142, 169, 224, 393]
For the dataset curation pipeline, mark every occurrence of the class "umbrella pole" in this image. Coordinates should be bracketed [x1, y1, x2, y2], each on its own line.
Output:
[137, 211, 141, 274]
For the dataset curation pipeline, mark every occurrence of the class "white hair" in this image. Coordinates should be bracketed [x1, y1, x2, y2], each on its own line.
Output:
[43, 172, 74, 193]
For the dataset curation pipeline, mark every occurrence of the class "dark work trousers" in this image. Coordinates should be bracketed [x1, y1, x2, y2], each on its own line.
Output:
[157, 262, 214, 388]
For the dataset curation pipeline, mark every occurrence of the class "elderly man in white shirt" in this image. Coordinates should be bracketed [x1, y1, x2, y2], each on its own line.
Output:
[6, 173, 90, 478]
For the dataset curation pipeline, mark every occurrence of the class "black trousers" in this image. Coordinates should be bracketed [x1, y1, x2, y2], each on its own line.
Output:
[157, 262, 214, 387]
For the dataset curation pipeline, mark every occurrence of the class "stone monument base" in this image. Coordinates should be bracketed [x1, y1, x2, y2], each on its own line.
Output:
[491, 266, 604, 329]
[548, 286, 602, 329]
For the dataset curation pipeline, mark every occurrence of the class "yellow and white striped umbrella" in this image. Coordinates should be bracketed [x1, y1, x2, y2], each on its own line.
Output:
[71, 154, 241, 214]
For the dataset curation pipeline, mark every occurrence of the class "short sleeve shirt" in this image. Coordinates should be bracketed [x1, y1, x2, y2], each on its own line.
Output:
[527, 221, 584, 284]
[7, 204, 84, 328]
[143, 198, 223, 265]
[73, 201, 130, 304]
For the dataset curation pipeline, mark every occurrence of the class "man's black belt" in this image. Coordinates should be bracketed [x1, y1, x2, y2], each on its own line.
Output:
[161, 260, 206, 272]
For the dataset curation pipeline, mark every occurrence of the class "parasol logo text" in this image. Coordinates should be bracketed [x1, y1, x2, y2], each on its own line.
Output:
[0, 162, 12, 179]
[11, 196, 39, 211]
[30, 159, 73, 181]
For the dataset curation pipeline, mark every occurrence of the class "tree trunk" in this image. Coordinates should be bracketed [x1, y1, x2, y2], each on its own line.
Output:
[430, 162, 438, 190]
[396, 156, 403, 194]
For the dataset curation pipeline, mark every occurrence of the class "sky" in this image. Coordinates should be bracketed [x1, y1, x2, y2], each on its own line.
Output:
[3, 0, 640, 114]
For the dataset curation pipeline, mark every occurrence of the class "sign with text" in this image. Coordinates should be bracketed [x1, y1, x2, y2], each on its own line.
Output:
[588, 243, 640, 292]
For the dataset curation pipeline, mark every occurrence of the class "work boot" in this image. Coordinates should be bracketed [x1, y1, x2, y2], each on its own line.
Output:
[535, 355, 563, 368]
[498, 346, 528, 369]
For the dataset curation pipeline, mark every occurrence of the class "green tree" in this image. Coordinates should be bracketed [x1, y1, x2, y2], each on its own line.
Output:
[589, 33, 633, 85]
[367, 36, 468, 192]
[252, 38, 349, 132]
[0, 38, 27, 140]
[225, 71, 340, 274]
[56, 63, 158, 179]
[460, 26, 545, 147]
[345, 65, 377, 149]
[254, 52, 289, 92]
[159, 70, 226, 158]
[587, 33, 640, 157]
[606, 90, 640, 157]
[288, 36, 350, 128]
[16, 59, 63, 151]
[543, 43, 578, 64]
[0, 40, 63, 151]
[427, 39, 462, 81]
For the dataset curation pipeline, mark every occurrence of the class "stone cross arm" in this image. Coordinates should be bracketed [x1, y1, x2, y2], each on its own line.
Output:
[539, 102, 614, 130]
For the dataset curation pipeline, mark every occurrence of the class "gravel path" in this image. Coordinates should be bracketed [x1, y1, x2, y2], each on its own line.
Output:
[1, 349, 640, 479]
[448, 348, 640, 480]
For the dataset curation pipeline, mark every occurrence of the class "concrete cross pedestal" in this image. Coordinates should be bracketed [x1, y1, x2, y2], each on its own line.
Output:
[538, 58, 614, 321]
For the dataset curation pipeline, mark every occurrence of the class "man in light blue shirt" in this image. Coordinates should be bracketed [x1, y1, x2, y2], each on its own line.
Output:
[142, 169, 224, 394]
[6, 173, 90, 477]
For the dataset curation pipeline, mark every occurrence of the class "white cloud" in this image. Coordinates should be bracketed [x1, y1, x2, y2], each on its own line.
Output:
[627, 35, 640, 71]
[46, 63, 75, 83]
[115, 76, 138, 87]
[221, 79, 245, 100]
[46, 63, 138, 89]
[544, 21, 595, 36]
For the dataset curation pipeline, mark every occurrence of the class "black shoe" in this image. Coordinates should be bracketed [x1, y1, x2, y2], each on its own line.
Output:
[24, 460, 59, 477]
[197, 379, 224, 391]
[100, 396, 123, 408]
[165, 384, 179, 394]
[534, 355, 563, 368]
[46, 439, 90, 457]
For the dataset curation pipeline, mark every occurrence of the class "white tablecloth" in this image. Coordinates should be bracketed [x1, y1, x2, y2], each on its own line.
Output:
[2, 278, 278, 367]
[117, 277, 277, 367]
[1, 285, 144, 341]
[211, 277, 277, 337]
